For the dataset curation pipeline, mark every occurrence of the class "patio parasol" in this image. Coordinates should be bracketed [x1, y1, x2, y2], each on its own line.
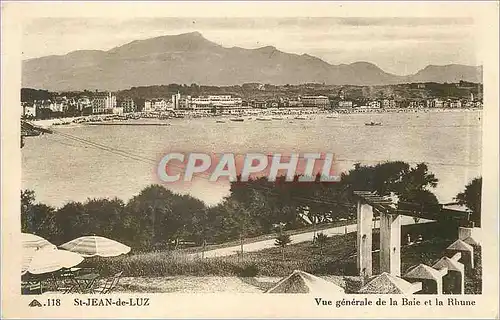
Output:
[23, 247, 84, 275]
[59, 236, 131, 257]
[22, 233, 57, 275]
[22, 233, 56, 251]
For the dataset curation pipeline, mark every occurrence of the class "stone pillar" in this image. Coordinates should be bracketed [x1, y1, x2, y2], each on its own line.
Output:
[357, 201, 373, 278]
[433, 254, 464, 294]
[380, 213, 401, 276]
[403, 264, 447, 294]
[436, 276, 443, 295]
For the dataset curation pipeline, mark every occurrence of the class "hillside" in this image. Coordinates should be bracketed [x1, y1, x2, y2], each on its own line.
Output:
[22, 32, 483, 91]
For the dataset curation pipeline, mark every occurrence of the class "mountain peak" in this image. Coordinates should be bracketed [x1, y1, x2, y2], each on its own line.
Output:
[177, 31, 204, 38]
[22, 32, 483, 91]
[107, 31, 218, 56]
[349, 61, 379, 69]
[256, 45, 277, 52]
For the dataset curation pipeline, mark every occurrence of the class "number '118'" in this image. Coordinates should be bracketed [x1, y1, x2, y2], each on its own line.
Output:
[47, 299, 61, 306]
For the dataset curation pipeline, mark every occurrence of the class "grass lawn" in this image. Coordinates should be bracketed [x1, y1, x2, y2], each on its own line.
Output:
[87, 224, 481, 294]
[180, 218, 355, 254]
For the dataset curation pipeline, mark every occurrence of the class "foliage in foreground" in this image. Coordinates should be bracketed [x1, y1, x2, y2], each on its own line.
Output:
[21, 161, 460, 252]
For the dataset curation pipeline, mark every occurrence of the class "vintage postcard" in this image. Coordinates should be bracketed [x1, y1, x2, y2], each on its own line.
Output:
[1, 1, 499, 318]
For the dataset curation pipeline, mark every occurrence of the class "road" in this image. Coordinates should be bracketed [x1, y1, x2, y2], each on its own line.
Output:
[190, 216, 431, 259]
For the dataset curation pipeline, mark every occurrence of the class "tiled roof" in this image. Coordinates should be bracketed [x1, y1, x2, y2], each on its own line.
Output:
[447, 239, 473, 252]
[358, 272, 421, 294]
[432, 256, 464, 273]
[266, 270, 344, 294]
[404, 264, 447, 280]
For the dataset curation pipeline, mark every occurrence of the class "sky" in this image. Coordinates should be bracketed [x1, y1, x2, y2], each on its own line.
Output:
[22, 17, 480, 76]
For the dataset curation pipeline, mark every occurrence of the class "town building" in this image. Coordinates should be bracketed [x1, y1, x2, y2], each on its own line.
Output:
[144, 99, 174, 112]
[431, 99, 444, 109]
[171, 92, 181, 109]
[450, 100, 462, 108]
[49, 102, 65, 113]
[120, 97, 136, 113]
[22, 103, 36, 118]
[182, 95, 244, 111]
[368, 101, 381, 109]
[408, 100, 426, 109]
[92, 92, 116, 114]
[381, 99, 396, 109]
[299, 96, 330, 108]
[338, 100, 353, 108]
[77, 96, 91, 111]
[338, 88, 346, 100]
[112, 107, 124, 115]
[250, 100, 267, 109]
[286, 100, 303, 108]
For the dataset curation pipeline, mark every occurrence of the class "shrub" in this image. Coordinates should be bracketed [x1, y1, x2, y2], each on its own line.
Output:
[236, 263, 259, 277]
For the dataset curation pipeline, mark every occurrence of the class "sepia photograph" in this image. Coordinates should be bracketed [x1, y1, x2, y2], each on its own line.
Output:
[2, 1, 499, 319]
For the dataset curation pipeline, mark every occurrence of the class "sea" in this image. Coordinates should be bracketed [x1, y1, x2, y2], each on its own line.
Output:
[22, 110, 482, 208]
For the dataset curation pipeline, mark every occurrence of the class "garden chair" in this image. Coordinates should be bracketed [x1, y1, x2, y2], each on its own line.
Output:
[55, 277, 78, 294]
[22, 281, 43, 295]
[91, 271, 123, 294]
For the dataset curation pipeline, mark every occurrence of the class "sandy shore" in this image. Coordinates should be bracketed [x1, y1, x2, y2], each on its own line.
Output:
[30, 108, 481, 129]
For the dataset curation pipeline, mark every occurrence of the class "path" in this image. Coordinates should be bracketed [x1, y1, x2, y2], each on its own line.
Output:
[190, 216, 431, 258]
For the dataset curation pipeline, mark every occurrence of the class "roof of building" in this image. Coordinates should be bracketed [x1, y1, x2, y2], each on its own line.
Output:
[447, 239, 473, 252]
[432, 256, 464, 273]
[462, 236, 480, 246]
[358, 272, 421, 294]
[353, 191, 470, 221]
[93, 92, 111, 97]
[301, 95, 329, 99]
[404, 264, 447, 280]
[266, 270, 344, 294]
[442, 203, 470, 212]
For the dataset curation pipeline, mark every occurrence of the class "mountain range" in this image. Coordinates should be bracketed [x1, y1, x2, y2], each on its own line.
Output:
[22, 32, 483, 91]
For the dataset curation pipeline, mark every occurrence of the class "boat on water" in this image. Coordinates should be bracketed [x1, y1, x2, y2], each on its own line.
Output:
[216, 120, 226, 123]
[365, 121, 382, 126]
[272, 116, 284, 120]
[256, 116, 272, 121]
[294, 116, 308, 120]
[230, 118, 245, 122]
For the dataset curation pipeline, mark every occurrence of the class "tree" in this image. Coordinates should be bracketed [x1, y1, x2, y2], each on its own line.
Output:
[315, 232, 328, 256]
[53, 201, 87, 243]
[455, 177, 482, 226]
[397, 163, 438, 203]
[21, 190, 58, 238]
[224, 199, 253, 257]
[21, 190, 36, 232]
[125, 185, 177, 249]
[124, 185, 210, 250]
[172, 194, 209, 247]
[343, 162, 439, 206]
[82, 198, 126, 241]
[274, 232, 292, 261]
